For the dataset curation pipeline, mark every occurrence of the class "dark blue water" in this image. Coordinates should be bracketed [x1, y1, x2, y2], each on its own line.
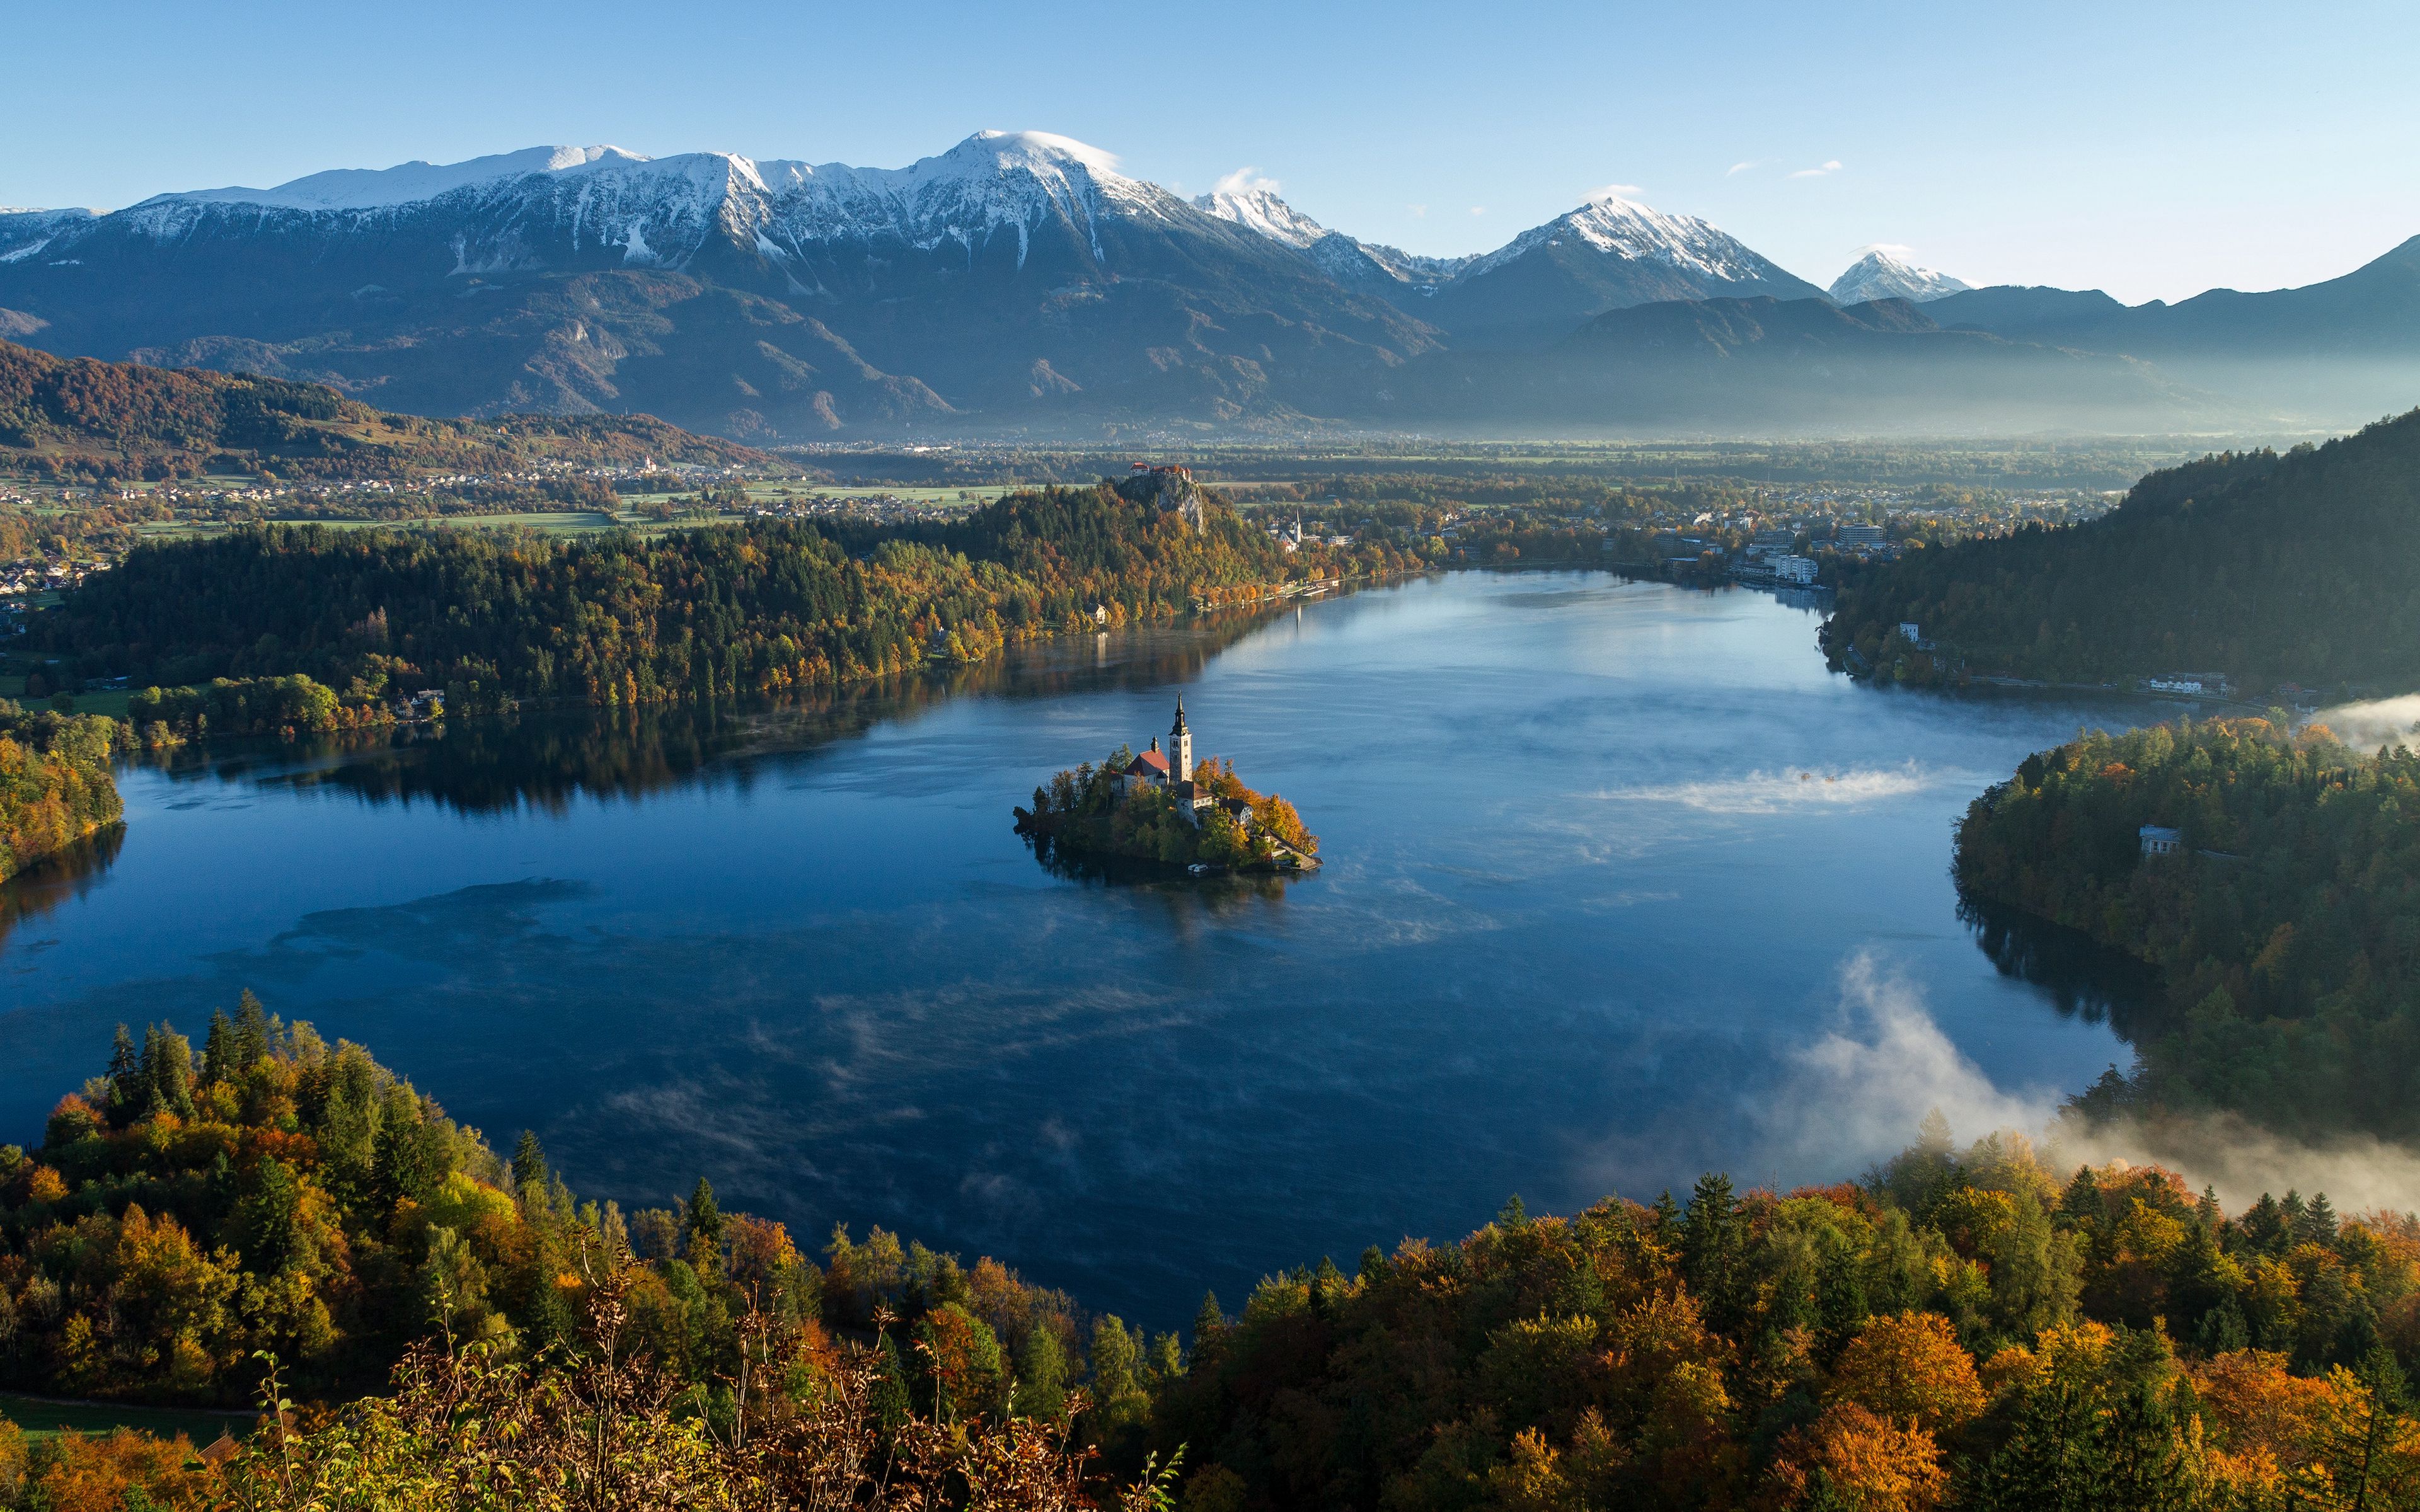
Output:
[0, 572, 2151, 1326]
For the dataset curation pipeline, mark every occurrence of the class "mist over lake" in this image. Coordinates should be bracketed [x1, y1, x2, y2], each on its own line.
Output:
[0, 571, 2153, 1327]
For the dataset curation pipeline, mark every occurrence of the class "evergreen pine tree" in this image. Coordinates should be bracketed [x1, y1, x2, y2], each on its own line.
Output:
[201, 1008, 234, 1085]
[1681, 1172, 1746, 1329]
[231, 989, 273, 1072]
[2194, 1297, 2250, 1358]
[1012, 1324, 1069, 1420]
[512, 1130, 548, 1191]
[2240, 1193, 2286, 1256]
[871, 1329, 913, 1436]
[2299, 1192, 2339, 1247]
[2100, 1380, 2201, 1512]
[103, 1024, 142, 1127]
[1974, 1374, 2104, 1512]
[2060, 1165, 2103, 1228]
[681, 1177, 724, 1271]
[1652, 1189, 1681, 1233]
[141, 1024, 195, 1120]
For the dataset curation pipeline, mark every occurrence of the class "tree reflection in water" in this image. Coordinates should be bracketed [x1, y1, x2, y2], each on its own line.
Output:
[118, 605, 1292, 820]
[1022, 832, 1296, 925]
[1959, 894, 2164, 1043]
[0, 824, 125, 951]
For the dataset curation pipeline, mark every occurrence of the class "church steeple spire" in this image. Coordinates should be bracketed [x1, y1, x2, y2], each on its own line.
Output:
[1170, 698, 1192, 784]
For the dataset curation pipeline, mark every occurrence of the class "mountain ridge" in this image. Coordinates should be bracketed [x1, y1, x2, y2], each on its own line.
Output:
[6, 132, 2414, 437]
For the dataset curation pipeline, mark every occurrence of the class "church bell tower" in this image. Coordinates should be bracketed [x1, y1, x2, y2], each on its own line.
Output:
[1170, 699, 1193, 785]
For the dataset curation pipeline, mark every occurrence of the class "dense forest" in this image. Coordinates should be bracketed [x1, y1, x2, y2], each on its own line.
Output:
[1954, 718, 2420, 1140]
[0, 706, 118, 883]
[6, 1011, 2420, 1509]
[1824, 408, 2420, 692]
[36, 479, 1415, 714]
[0, 337, 763, 481]
[1017, 750, 1317, 871]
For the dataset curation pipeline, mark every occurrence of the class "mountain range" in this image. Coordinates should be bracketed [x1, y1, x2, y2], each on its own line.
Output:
[3, 131, 2412, 440]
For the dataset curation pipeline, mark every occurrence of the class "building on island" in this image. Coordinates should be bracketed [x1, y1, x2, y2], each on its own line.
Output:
[1114, 700, 1240, 829]
[2139, 825, 2183, 857]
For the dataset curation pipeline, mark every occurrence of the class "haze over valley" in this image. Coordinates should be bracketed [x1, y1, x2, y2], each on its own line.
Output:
[9, 7, 2420, 1508]
[8, 130, 2417, 441]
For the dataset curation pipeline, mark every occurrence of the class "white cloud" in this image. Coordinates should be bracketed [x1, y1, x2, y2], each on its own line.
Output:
[2311, 695, 2420, 752]
[1468, 205, 1487, 216]
[1765, 955, 2062, 1170]
[1789, 159, 1845, 179]
[1760, 954, 2420, 1214]
[1726, 159, 1761, 176]
[1407, 203, 1427, 218]
[1587, 182, 1644, 201]
[1599, 762, 1940, 815]
[1213, 165, 1279, 197]
[1855, 242, 1916, 260]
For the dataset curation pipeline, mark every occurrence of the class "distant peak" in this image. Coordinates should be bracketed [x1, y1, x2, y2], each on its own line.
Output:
[1194, 180, 1328, 249]
[953, 130, 1128, 178]
[1829, 248, 1970, 304]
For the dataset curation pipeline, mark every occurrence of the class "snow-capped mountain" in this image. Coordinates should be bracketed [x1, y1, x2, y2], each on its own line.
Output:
[1828, 249, 1971, 304]
[1424, 193, 1824, 340]
[0, 132, 1433, 437]
[118, 132, 1195, 275]
[1191, 184, 1326, 249]
[1460, 195, 1783, 287]
[1194, 185, 1472, 299]
[4, 130, 2353, 435]
[0, 207, 100, 266]
[1197, 182, 1821, 338]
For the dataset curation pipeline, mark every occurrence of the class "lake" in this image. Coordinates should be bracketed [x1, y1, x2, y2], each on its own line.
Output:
[0, 571, 2154, 1329]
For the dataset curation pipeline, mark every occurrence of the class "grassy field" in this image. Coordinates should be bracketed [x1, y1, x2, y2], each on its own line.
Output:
[52, 687, 134, 718]
[788, 484, 1006, 505]
[0, 1392, 257, 1444]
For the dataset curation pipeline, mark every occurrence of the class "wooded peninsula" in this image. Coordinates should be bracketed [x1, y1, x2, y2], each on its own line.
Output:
[1957, 718, 2420, 1143]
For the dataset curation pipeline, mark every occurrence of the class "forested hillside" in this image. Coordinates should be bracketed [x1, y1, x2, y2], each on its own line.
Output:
[0, 706, 118, 883]
[35, 481, 1410, 712]
[1824, 408, 2420, 691]
[0, 337, 764, 479]
[1955, 718, 2420, 1138]
[4, 1011, 2419, 1509]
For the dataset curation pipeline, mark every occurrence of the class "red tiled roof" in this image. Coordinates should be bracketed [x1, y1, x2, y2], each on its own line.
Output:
[1127, 751, 1171, 775]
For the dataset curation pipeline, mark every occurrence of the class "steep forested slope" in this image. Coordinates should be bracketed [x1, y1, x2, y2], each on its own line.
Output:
[1826, 408, 2420, 690]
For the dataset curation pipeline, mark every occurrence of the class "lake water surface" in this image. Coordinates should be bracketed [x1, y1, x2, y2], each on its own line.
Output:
[0, 572, 2153, 1326]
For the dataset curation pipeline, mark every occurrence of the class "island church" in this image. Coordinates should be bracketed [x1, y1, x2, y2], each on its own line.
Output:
[1114, 700, 1252, 830]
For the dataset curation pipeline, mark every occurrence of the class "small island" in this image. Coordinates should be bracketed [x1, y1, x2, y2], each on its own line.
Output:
[1015, 699, 1320, 873]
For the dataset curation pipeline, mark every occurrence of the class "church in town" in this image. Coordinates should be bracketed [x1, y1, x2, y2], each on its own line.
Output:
[1114, 700, 1252, 830]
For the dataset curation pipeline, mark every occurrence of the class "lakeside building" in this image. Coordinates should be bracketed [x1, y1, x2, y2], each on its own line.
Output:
[2140, 825, 2184, 857]
[1771, 555, 1819, 585]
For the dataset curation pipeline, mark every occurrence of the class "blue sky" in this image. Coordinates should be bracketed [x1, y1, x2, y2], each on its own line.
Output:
[6, 0, 2414, 304]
